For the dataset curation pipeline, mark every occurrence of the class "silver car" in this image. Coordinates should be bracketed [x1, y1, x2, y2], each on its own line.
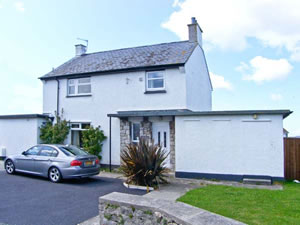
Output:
[4, 144, 101, 183]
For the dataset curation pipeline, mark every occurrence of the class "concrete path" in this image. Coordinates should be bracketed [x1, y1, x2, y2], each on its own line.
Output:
[145, 179, 201, 201]
[81, 172, 282, 224]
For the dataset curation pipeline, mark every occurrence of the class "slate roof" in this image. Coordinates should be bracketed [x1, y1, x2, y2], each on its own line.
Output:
[108, 109, 292, 119]
[40, 41, 197, 79]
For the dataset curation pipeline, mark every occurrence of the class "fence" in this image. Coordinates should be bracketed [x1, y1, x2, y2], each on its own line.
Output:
[284, 138, 300, 180]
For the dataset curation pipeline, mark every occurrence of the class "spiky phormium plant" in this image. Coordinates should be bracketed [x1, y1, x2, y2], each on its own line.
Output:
[120, 138, 169, 187]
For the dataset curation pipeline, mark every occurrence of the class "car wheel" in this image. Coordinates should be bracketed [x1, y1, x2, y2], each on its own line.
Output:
[49, 167, 62, 183]
[5, 160, 15, 174]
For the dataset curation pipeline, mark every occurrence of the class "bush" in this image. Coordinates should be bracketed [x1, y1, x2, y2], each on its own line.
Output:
[81, 126, 106, 159]
[120, 138, 169, 187]
[40, 116, 70, 144]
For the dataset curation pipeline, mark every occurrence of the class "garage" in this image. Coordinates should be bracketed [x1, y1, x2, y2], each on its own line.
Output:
[175, 110, 291, 181]
[0, 114, 49, 158]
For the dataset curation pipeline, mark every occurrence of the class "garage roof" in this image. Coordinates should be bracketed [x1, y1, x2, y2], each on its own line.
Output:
[0, 114, 50, 119]
[108, 109, 292, 119]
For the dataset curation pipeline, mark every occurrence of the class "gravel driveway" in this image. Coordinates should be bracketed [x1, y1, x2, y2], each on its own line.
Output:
[0, 171, 145, 225]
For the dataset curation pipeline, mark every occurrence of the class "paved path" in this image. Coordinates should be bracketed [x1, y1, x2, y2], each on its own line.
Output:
[0, 171, 145, 225]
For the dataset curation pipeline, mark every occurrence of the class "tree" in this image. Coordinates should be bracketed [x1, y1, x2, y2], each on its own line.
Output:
[81, 126, 106, 159]
[40, 116, 70, 144]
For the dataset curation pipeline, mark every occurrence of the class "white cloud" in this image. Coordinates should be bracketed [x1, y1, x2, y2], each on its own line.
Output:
[239, 56, 293, 84]
[163, 0, 300, 60]
[270, 93, 283, 101]
[6, 83, 42, 114]
[14, 2, 24, 12]
[210, 72, 232, 90]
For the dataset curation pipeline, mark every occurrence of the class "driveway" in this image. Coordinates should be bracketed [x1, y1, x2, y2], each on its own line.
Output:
[0, 171, 145, 225]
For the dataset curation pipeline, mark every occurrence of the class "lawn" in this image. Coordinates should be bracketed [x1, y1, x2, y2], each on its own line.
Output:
[178, 182, 300, 225]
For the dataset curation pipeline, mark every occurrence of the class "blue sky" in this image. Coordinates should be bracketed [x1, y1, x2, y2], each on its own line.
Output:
[0, 0, 299, 136]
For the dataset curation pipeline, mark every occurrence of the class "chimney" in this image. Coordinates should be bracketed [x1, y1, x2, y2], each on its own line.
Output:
[188, 17, 203, 46]
[75, 44, 87, 56]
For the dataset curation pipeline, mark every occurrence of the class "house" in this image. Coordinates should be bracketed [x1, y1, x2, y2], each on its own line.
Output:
[0, 17, 292, 182]
[283, 128, 289, 138]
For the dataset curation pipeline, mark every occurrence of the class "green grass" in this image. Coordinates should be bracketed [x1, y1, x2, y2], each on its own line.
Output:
[178, 183, 300, 225]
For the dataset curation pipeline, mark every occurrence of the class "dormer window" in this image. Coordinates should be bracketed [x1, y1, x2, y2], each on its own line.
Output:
[67, 77, 91, 96]
[146, 71, 165, 91]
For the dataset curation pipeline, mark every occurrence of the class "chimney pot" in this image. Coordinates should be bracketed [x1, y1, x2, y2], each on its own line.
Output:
[75, 44, 87, 56]
[191, 17, 197, 24]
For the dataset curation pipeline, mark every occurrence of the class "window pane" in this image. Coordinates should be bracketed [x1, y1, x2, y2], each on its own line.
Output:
[71, 123, 80, 128]
[148, 79, 164, 89]
[39, 149, 53, 157]
[78, 78, 91, 84]
[148, 72, 163, 79]
[132, 123, 140, 141]
[59, 146, 88, 156]
[78, 84, 91, 94]
[81, 123, 90, 129]
[68, 86, 75, 95]
[68, 79, 75, 85]
[26, 146, 40, 155]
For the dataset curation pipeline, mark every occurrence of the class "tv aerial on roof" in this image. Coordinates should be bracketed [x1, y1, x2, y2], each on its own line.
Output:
[77, 38, 88, 48]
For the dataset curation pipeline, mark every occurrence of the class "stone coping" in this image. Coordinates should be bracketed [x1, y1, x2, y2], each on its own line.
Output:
[99, 192, 245, 225]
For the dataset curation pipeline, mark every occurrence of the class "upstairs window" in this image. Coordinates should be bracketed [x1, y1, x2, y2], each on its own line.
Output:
[68, 77, 91, 96]
[146, 71, 165, 91]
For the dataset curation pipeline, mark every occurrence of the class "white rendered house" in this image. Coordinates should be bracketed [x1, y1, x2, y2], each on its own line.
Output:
[0, 18, 291, 182]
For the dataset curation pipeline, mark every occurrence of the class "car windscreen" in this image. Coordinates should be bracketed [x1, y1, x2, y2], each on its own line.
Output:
[59, 146, 89, 156]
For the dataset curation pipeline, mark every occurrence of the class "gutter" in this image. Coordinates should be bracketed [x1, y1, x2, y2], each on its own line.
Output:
[38, 64, 184, 81]
[56, 78, 60, 116]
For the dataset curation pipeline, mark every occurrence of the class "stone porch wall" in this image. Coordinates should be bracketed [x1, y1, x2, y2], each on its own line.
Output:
[169, 120, 175, 171]
[140, 120, 152, 140]
[120, 119, 131, 153]
[120, 118, 175, 171]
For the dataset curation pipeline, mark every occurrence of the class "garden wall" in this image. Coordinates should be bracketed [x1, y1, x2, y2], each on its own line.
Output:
[99, 192, 244, 225]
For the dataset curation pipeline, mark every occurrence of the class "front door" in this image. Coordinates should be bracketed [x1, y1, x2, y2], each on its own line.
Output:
[152, 122, 170, 168]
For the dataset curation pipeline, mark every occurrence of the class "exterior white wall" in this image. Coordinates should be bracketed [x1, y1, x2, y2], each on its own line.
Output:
[184, 45, 212, 111]
[42, 68, 187, 165]
[175, 114, 284, 178]
[0, 118, 46, 156]
[43, 79, 57, 115]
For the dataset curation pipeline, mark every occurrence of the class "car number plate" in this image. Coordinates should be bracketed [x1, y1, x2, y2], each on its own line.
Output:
[85, 161, 93, 166]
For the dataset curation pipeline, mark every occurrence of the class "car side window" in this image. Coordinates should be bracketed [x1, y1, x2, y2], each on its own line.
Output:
[26, 146, 41, 156]
[39, 146, 58, 157]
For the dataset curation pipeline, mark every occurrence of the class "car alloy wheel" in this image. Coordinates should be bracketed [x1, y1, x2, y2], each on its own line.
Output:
[5, 160, 15, 174]
[49, 167, 61, 183]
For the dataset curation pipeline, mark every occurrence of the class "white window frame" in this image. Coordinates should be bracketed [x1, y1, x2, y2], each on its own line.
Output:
[146, 71, 165, 91]
[131, 123, 140, 143]
[67, 77, 91, 96]
[70, 122, 91, 131]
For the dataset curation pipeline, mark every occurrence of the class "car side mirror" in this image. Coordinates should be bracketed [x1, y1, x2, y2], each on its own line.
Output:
[22, 151, 27, 155]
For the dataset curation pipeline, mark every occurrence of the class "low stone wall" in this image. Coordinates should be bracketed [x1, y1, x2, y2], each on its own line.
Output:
[99, 192, 245, 225]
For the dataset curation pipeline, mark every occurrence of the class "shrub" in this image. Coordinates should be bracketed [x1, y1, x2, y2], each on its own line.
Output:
[40, 116, 70, 144]
[120, 138, 169, 187]
[81, 125, 106, 159]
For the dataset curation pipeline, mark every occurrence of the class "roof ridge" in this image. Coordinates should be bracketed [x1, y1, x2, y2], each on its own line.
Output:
[84, 40, 191, 56]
